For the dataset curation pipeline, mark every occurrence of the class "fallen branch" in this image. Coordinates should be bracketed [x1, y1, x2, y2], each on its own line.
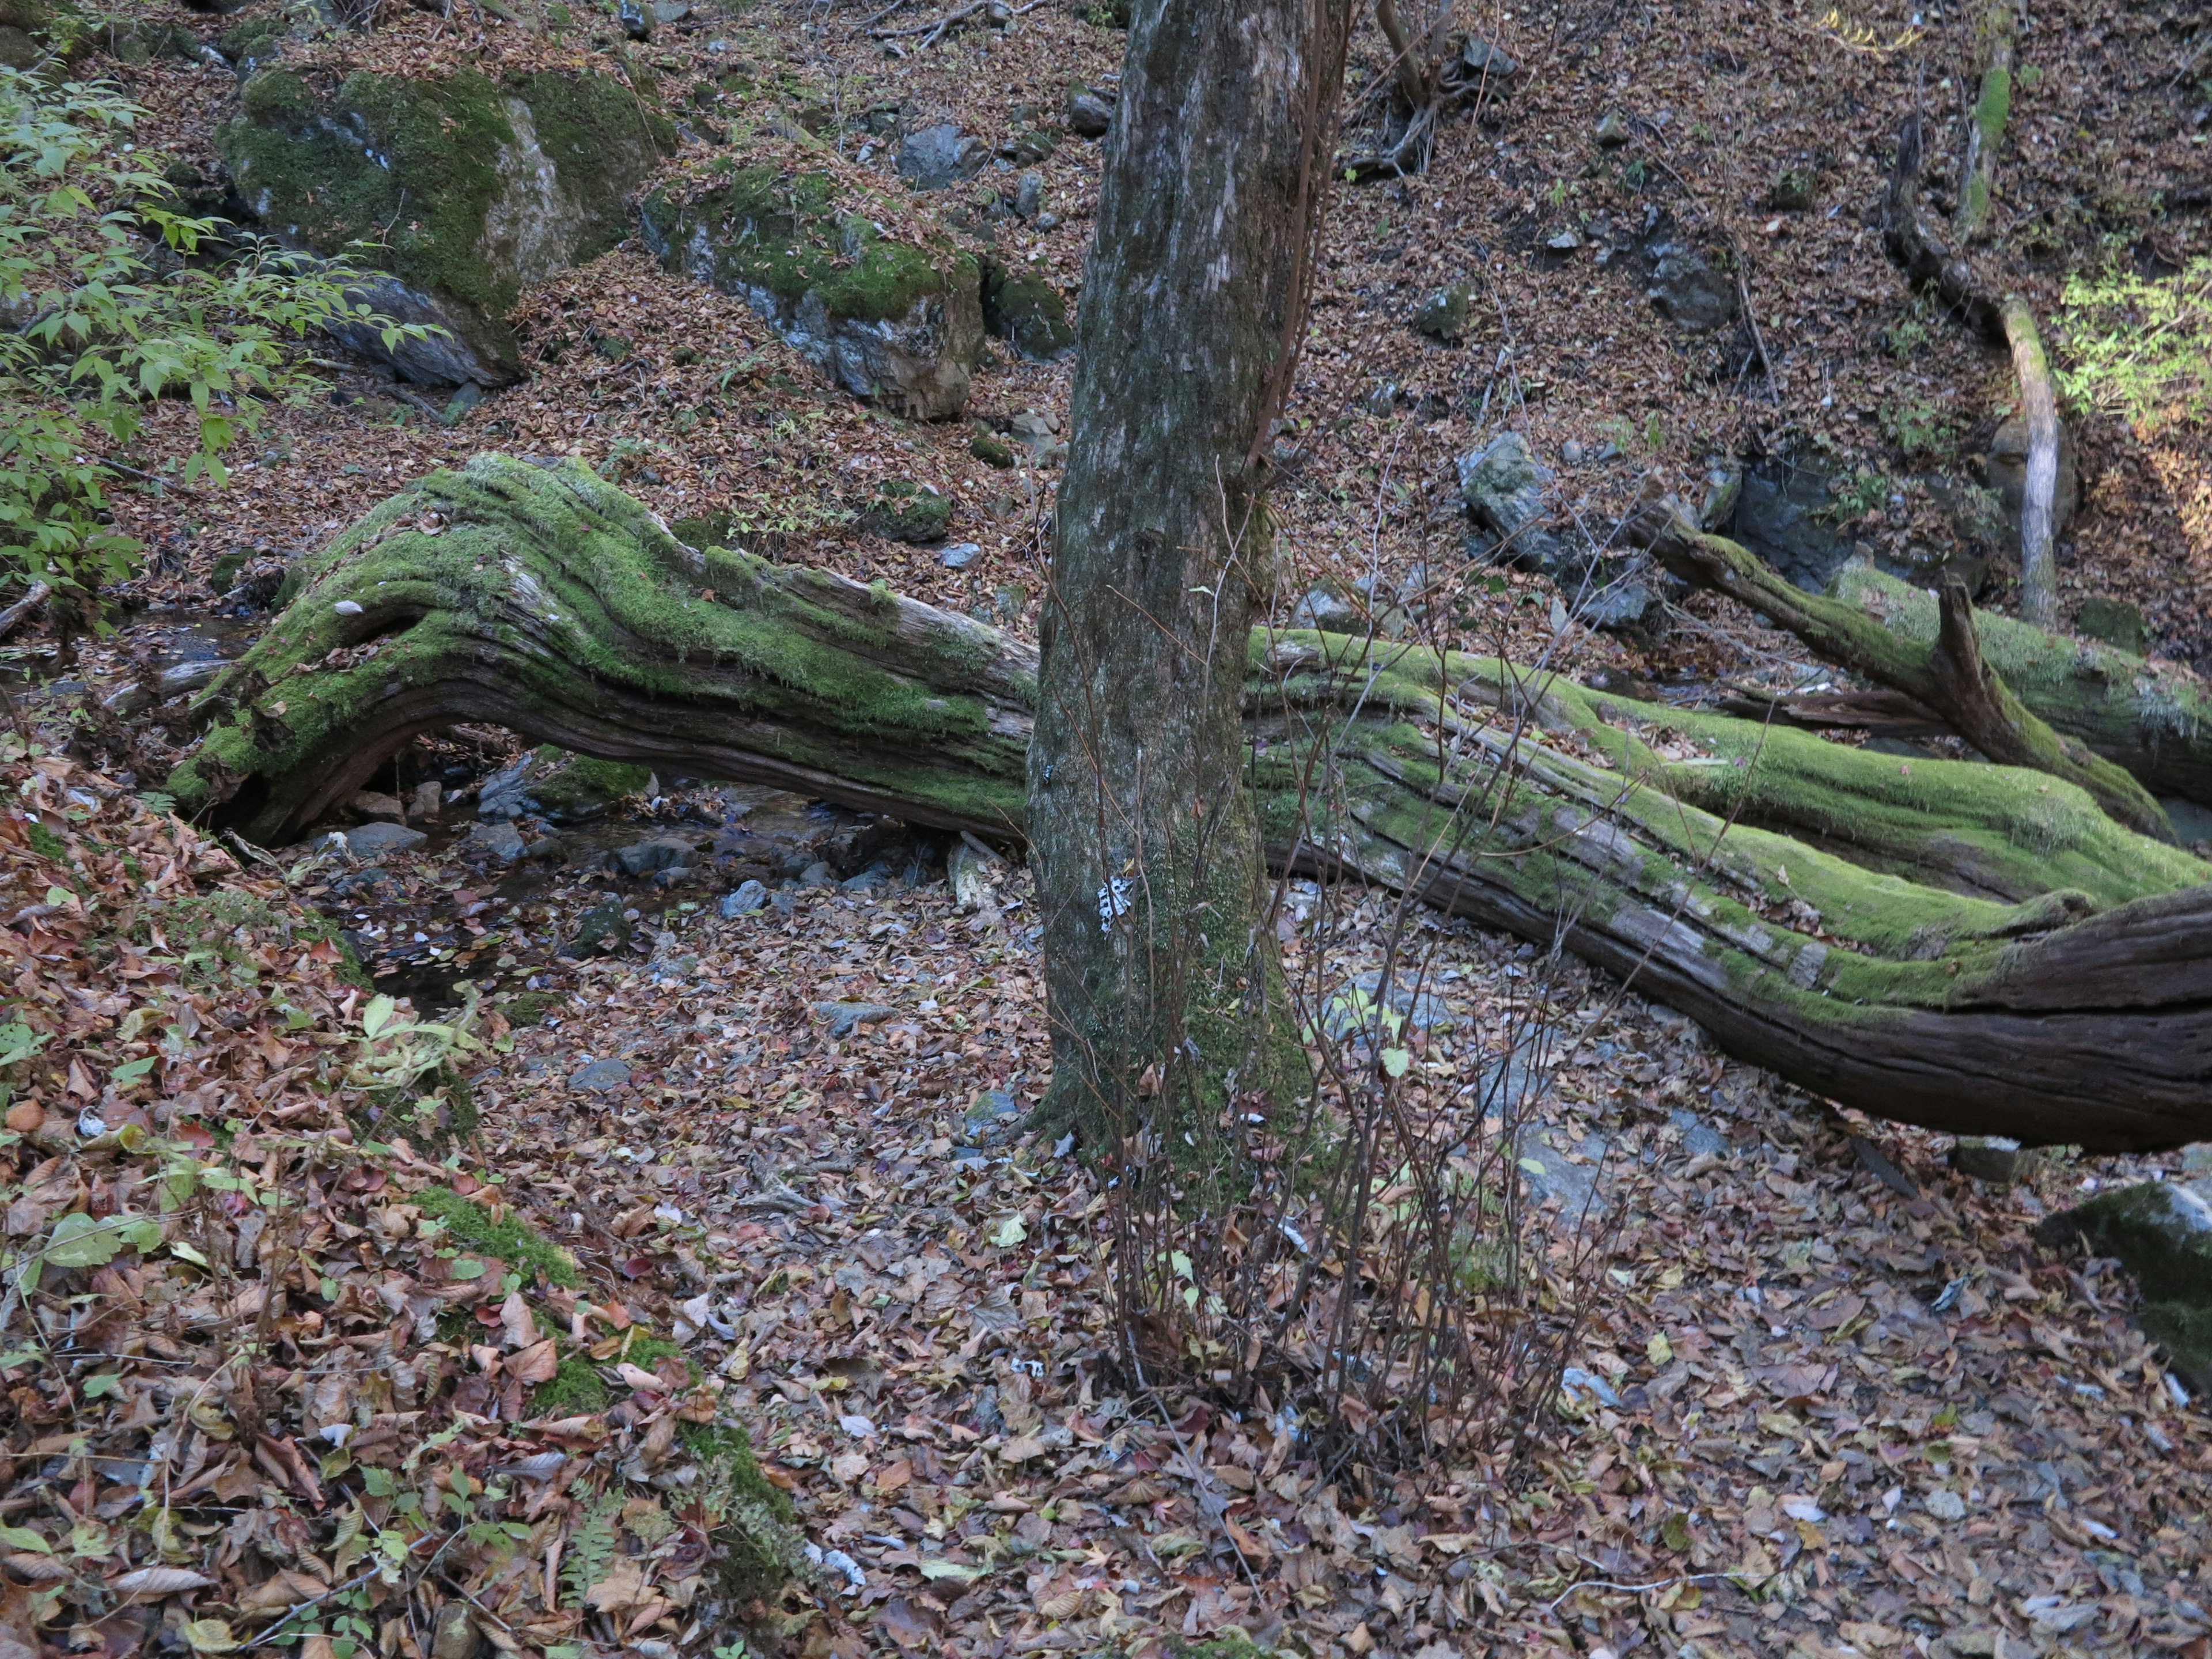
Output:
[0, 581, 51, 642]
[1630, 501, 2175, 840]
[2002, 294, 2062, 627]
[161, 455, 2212, 1149]
[1955, 0, 2017, 242]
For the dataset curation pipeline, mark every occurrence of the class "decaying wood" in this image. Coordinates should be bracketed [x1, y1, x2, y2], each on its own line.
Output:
[1955, 0, 2018, 241]
[1630, 501, 2175, 840]
[163, 456, 2212, 1151]
[2002, 295, 2062, 628]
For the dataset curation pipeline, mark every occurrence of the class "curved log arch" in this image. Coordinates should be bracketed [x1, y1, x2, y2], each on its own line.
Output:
[168, 455, 2212, 1151]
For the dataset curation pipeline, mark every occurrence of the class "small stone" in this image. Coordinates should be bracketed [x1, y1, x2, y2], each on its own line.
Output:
[570, 1057, 631, 1093]
[567, 899, 631, 956]
[969, 429, 1016, 468]
[1547, 228, 1582, 251]
[351, 790, 404, 821]
[1595, 111, 1629, 147]
[1460, 36, 1516, 76]
[649, 0, 691, 18]
[719, 880, 767, 918]
[334, 599, 364, 616]
[799, 860, 835, 887]
[613, 835, 695, 877]
[817, 1001, 897, 1038]
[334, 822, 426, 859]
[1412, 283, 1471, 343]
[617, 0, 651, 37]
[1067, 89, 1113, 138]
[440, 382, 484, 427]
[1013, 172, 1044, 221]
[840, 864, 891, 892]
[409, 779, 444, 820]
[1560, 440, 1586, 465]
[464, 820, 526, 863]
[940, 542, 982, 569]
[1923, 1488, 1967, 1521]
[1950, 1135, 2044, 1187]
[897, 122, 988, 190]
[965, 1088, 1022, 1142]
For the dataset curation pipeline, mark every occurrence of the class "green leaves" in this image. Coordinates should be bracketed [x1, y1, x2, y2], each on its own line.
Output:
[44, 1211, 124, 1269]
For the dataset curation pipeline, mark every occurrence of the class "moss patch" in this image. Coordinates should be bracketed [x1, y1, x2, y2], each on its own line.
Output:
[980, 257, 1076, 359]
[533, 1353, 614, 1415]
[415, 1185, 581, 1287]
[856, 479, 950, 544]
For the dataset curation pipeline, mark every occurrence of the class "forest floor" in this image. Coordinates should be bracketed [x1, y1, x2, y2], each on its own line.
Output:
[7, 0, 2212, 1656]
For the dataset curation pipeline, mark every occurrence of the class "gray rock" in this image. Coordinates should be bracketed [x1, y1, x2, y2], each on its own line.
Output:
[1951, 1135, 2044, 1187]
[980, 259, 1077, 361]
[331, 822, 426, 859]
[222, 68, 673, 387]
[1458, 432, 1563, 569]
[1699, 457, 1744, 529]
[1643, 243, 1737, 333]
[1320, 970, 1459, 1041]
[2037, 1179, 2212, 1383]
[1460, 37, 1516, 77]
[799, 860, 835, 888]
[965, 1087, 1023, 1142]
[1066, 89, 1113, 138]
[719, 880, 768, 918]
[618, 0, 650, 37]
[613, 835, 696, 877]
[570, 1056, 632, 1092]
[840, 864, 892, 892]
[1728, 452, 1849, 592]
[464, 820, 526, 863]
[1412, 283, 1471, 343]
[1595, 111, 1629, 147]
[650, 0, 691, 17]
[941, 541, 982, 570]
[1288, 588, 1359, 630]
[1012, 172, 1044, 221]
[817, 1001, 897, 1038]
[1668, 1107, 1730, 1161]
[1984, 414, 2080, 539]
[475, 755, 536, 820]
[897, 123, 988, 191]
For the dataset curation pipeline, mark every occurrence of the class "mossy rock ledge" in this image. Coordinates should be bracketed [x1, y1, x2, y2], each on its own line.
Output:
[640, 165, 984, 418]
[219, 66, 675, 386]
[2039, 1180, 2212, 1385]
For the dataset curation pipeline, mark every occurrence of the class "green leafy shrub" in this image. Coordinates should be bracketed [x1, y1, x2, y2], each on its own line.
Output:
[2056, 257, 2212, 431]
[0, 69, 418, 648]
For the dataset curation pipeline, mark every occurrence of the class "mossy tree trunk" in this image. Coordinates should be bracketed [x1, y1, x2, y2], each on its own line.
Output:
[169, 457, 2212, 1152]
[1028, 0, 1352, 1145]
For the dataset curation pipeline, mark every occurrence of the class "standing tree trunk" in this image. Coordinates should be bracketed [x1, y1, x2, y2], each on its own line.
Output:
[1029, 0, 1351, 1142]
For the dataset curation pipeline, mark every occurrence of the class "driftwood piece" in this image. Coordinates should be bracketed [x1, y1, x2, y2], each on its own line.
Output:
[157, 456, 2212, 1150]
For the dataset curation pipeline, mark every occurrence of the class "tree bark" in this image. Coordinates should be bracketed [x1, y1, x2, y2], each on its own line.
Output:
[1955, 0, 2017, 243]
[1030, 0, 1351, 1140]
[166, 456, 2212, 1152]
[2002, 295, 2062, 628]
[1630, 502, 2175, 840]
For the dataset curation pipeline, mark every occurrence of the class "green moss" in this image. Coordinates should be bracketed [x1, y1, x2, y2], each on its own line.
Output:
[415, 1185, 581, 1287]
[678, 1419, 793, 1522]
[528, 747, 652, 817]
[502, 989, 559, 1027]
[969, 428, 1016, 468]
[25, 821, 65, 860]
[979, 258, 1075, 359]
[856, 479, 950, 544]
[641, 164, 976, 325]
[533, 1353, 613, 1414]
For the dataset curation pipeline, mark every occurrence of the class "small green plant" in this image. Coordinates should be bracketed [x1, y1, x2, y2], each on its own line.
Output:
[1545, 177, 1567, 208]
[1881, 308, 1933, 361]
[0, 70, 422, 653]
[2055, 256, 2212, 431]
[1820, 467, 1895, 525]
[1879, 399, 1953, 458]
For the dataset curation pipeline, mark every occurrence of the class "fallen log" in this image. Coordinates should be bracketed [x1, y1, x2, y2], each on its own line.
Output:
[165, 455, 2212, 1150]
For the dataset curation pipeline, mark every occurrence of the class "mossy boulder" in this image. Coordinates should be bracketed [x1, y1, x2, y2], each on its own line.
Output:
[2039, 1180, 2212, 1382]
[639, 164, 984, 418]
[979, 257, 1075, 361]
[479, 744, 652, 822]
[219, 66, 676, 386]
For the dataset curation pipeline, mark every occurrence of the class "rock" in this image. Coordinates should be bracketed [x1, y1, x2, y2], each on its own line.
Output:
[1728, 451, 1849, 592]
[221, 68, 675, 387]
[651, 0, 692, 17]
[617, 0, 650, 37]
[430, 1602, 483, 1659]
[1668, 1107, 1730, 1161]
[1289, 586, 1359, 630]
[613, 835, 695, 877]
[441, 380, 484, 426]
[1698, 457, 1744, 529]
[2037, 1180, 2212, 1383]
[948, 839, 1000, 909]
[1460, 36, 1516, 76]
[409, 779, 444, 819]
[817, 1001, 896, 1037]
[1546, 229, 1582, 252]
[1321, 970, 1457, 1040]
[1643, 242, 1737, 333]
[2077, 597, 2149, 654]
[567, 899, 631, 956]
[719, 879, 768, 918]
[980, 259, 1077, 360]
[897, 122, 988, 191]
[1066, 88, 1114, 138]
[965, 1087, 1023, 1142]
[641, 168, 984, 419]
[1012, 172, 1044, 221]
[858, 480, 950, 544]
[464, 820, 526, 863]
[798, 860, 835, 887]
[1458, 431, 1560, 566]
[331, 822, 425, 859]
[351, 790, 405, 821]
[940, 542, 981, 569]
[1950, 1135, 2044, 1187]
[969, 427, 1016, 468]
[1412, 283, 1470, 343]
[1983, 415, 2080, 539]
[569, 1056, 631, 1092]
[0, 24, 37, 68]
[1594, 111, 1629, 147]
[477, 747, 650, 823]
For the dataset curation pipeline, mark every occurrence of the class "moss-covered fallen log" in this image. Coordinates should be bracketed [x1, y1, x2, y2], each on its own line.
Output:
[168, 456, 2212, 1150]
